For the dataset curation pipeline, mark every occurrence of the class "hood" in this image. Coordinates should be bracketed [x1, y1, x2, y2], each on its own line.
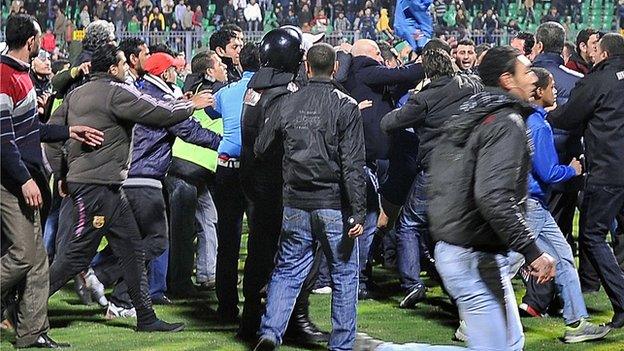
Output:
[248, 67, 294, 90]
[443, 87, 532, 146]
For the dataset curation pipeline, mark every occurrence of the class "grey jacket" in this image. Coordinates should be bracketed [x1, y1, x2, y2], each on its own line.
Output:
[46, 73, 196, 185]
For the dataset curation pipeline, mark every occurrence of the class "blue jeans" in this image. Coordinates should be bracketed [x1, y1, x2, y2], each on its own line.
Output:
[396, 172, 428, 291]
[435, 241, 524, 351]
[195, 185, 218, 283]
[357, 211, 379, 288]
[526, 198, 588, 324]
[149, 249, 168, 299]
[260, 207, 359, 351]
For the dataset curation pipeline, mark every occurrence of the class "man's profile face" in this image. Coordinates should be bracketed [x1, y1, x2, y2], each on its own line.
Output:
[587, 33, 600, 64]
[511, 56, 538, 102]
[224, 37, 241, 65]
[510, 38, 525, 54]
[455, 44, 476, 70]
[112, 51, 129, 80]
[33, 53, 52, 75]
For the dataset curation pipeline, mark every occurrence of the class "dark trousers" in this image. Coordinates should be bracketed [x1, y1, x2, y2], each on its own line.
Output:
[214, 166, 248, 318]
[579, 183, 624, 316]
[1, 185, 50, 347]
[92, 186, 169, 309]
[49, 183, 157, 325]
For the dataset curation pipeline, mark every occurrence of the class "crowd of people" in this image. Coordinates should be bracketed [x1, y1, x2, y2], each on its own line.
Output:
[1, 6, 624, 351]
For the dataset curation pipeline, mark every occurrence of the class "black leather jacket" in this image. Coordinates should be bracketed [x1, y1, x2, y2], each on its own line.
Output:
[427, 88, 542, 264]
[254, 77, 367, 225]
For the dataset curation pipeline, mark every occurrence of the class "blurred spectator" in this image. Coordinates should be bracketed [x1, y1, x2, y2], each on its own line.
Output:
[128, 15, 141, 33]
[507, 19, 522, 36]
[434, 0, 447, 27]
[312, 9, 329, 34]
[299, 4, 313, 27]
[162, 0, 175, 26]
[359, 8, 376, 40]
[455, 8, 469, 35]
[334, 12, 351, 34]
[175, 0, 187, 26]
[138, 0, 154, 13]
[542, 7, 561, 24]
[376, 8, 393, 39]
[236, 8, 248, 30]
[483, 9, 499, 43]
[244, 0, 263, 31]
[223, 0, 237, 24]
[193, 5, 204, 31]
[524, 0, 535, 24]
[79, 6, 91, 29]
[53, 7, 67, 49]
[285, 8, 299, 26]
[149, 7, 166, 31]
[455, 39, 476, 73]
[475, 42, 491, 66]
[183, 5, 194, 30]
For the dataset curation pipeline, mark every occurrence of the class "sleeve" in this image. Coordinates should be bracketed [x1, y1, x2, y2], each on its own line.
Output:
[45, 98, 70, 179]
[530, 123, 577, 185]
[166, 117, 222, 150]
[473, 120, 542, 264]
[0, 92, 32, 185]
[254, 100, 283, 159]
[109, 83, 195, 127]
[339, 101, 367, 225]
[548, 76, 597, 131]
[380, 90, 428, 133]
[360, 62, 425, 87]
[39, 123, 69, 142]
[335, 52, 352, 83]
[51, 68, 79, 97]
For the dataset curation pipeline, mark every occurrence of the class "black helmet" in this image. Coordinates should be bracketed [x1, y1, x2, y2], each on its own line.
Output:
[259, 28, 304, 74]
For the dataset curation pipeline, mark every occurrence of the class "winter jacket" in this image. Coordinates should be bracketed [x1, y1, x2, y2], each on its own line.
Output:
[427, 88, 542, 264]
[532, 52, 583, 192]
[240, 67, 297, 201]
[526, 106, 577, 206]
[46, 73, 197, 186]
[343, 55, 424, 163]
[244, 3, 262, 21]
[381, 74, 483, 170]
[565, 51, 591, 75]
[549, 55, 624, 186]
[254, 77, 366, 224]
[125, 73, 221, 186]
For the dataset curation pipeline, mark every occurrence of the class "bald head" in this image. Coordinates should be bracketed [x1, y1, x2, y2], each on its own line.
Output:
[352, 39, 382, 62]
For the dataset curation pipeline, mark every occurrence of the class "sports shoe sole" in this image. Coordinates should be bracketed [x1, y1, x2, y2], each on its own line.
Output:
[563, 327, 611, 343]
[399, 288, 425, 309]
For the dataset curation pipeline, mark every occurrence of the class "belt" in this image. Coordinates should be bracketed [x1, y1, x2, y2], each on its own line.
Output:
[218, 156, 241, 169]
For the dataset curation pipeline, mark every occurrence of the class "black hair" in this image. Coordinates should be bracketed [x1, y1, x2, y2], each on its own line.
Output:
[51, 59, 70, 74]
[478, 46, 519, 87]
[222, 24, 243, 34]
[599, 33, 624, 58]
[119, 38, 146, 67]
[532, 67, 552, 90]
[306, 43, 335, 77]
[475, 43, 492, 58]
[209, 29, 237, 51]
[575, 28, 596, 54]
[422, 38, 451, 54]
[516, 31, 535, 56]
[457, 39, 475, 47]
[239, 43, 260, 72]
[535, 22, 565, 54]
[191, 50, 217, 73]
[91, 43, 121, 73]
[6, 14, 38, 51]
[422, 49, 455, 81]
[149, 43, 175, 56]
[563, 41, 575, 55]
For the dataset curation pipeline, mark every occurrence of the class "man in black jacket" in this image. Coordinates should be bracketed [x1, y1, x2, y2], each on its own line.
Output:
[253, 42, 366, 351]
[381, 44, 483, 309]
[549, 33, 624, 329]
[427, 46, 556, 350]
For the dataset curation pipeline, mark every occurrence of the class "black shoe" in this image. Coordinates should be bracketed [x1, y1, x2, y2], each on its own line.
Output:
[284, 313, 329, 344]
[136, 319, 185, 332]
[235, 330, 258, 344]
[152, 295, 173, 305]
[253, 337, 277, 351]
[608, 313, 624, 329]
[17, 334, 70, 349]
[358, 287, 372, 300]
[399, 284, 426, 309]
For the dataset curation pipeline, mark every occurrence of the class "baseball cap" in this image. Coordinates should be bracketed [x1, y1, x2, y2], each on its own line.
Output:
[144, 52, 185, 76]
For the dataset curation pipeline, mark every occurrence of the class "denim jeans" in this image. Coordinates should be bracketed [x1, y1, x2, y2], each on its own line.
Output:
[357, 211, 379, 289]
[525, 198, 588, 324]
[260, 207, 359, 351]
[195, 185, 218, 283]
[435, 241, 524, 351]
[149, 249, 168, 299]
[42, 192, 61, 263]
[396, 172, 428, 291]
[579, 183, 624, 316]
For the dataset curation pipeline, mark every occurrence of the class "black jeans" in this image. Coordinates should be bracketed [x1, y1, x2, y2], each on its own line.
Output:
[214, 166, 248, 318]
[580, 183, 624, 316]
[49, 183, 157, 325]
[93, 186, 168, 309]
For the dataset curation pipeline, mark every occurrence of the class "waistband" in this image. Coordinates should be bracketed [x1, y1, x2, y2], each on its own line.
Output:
[123, 177, 163, 189]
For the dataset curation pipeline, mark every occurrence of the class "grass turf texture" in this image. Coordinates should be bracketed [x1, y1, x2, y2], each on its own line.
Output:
[2, 226, 623, 350]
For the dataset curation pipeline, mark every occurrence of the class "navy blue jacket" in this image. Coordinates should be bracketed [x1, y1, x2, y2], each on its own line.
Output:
[526, 106, 577, 205]
[127, 74, 221, 182]
[343, 56, 424, 163]
[532, 52, 583, 192]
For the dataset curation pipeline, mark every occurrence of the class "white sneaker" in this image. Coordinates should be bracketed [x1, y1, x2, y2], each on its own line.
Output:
[105, 302, 136, 320]
[453, 320, 468, 342]
[312, 286, 332, 294]
[85, 268, 108, 307]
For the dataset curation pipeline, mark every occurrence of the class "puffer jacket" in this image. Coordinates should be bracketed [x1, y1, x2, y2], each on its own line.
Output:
[46, 73, 197, 185]
[549, 55, 624, 186]
[427, 88, 542, 264]
[254, 77, 367, 224]
[125, 73, 221, 184]
[381, 73, 483, 170]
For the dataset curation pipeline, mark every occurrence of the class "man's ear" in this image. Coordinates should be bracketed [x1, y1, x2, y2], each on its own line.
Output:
[498, 72, 515, 91]
[215, 47, 226, 57]
[579, 42, 587, 54]
[305, 61, 312, 76]
[333, 61, 339, 76]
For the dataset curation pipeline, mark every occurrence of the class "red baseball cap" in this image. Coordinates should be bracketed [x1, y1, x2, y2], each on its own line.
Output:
[144, 52, 186, 76]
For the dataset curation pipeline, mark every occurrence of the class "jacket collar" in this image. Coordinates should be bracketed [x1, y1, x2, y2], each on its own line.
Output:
[534, 52, 564, 66]
[143, 73, 176, 96]
[352, 55, 381, 69]
[530, 104, 548, 119]
[590, 55, 624, 73]
[0, 54, 30, 72]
